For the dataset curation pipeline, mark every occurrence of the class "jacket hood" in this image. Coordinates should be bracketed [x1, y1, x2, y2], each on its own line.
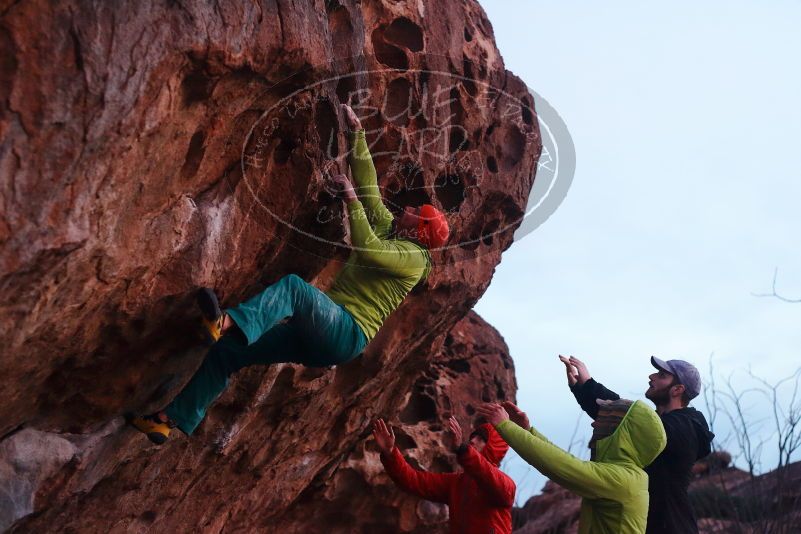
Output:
[677, 406, 715, 459]
[596, 400, 667, 468]
[477, 423, 509, 465]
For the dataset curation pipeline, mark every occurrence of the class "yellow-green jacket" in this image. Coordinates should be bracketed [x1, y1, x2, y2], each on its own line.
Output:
[495, 400, 667, 534]
[326, 130, 430, 340]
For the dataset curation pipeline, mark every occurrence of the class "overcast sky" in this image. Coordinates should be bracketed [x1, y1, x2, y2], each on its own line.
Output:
[474, 0, 801, 501]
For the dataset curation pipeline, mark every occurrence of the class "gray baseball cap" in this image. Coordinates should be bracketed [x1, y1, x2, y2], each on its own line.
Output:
[650, 356, 702, 400]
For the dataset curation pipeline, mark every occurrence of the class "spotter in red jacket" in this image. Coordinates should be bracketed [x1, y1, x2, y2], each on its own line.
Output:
[380, 423, 515, 534]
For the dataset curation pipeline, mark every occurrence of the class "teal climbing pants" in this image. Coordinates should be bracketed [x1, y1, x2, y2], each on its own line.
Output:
[165, 274, 368, 435]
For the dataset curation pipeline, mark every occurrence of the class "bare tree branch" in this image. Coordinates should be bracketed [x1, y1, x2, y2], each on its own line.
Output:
[565, 411, 586, 456]
[702, 357, 801, 531]
[718, 372, 772, 479]
[753, 267, 801, 303]
[703, 353, 720, 452]
[747, 367, 801, 470]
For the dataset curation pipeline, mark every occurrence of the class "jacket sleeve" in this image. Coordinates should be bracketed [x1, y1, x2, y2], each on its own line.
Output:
[456, 444, 516, 507]
[346, 200, 430, 277]
[495, 420, 629, 501]
[348, 130, 394, 238]
[380, 447, 455, 504]
[569, 378, 621, 420]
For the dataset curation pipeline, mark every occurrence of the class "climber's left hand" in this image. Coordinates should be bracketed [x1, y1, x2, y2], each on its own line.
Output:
[330, 173, 357, 202]
[341, 104, 362, 131]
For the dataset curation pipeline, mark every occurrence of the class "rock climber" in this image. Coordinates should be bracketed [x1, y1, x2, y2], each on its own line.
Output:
[129, 104, 449, 443]
[559, 354, 714, 534]
[478, 396, 666, 534]
[372, 416, 515, 533]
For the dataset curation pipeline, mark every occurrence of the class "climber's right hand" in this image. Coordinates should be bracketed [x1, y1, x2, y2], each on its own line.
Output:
[373, 419, 395, 455]
[341, 104, 362, 131]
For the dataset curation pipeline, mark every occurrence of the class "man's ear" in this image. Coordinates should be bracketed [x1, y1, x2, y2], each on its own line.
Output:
[671, 383, 686, 399]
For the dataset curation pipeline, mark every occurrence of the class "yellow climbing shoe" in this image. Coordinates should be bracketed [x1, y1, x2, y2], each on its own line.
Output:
[201, 314, 224, 344]
[197, 287, 223, 345]
[128, 414, 170, 444]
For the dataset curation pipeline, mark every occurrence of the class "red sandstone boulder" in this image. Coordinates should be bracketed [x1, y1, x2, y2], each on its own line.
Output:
[0, 0, 539, 531]
[272, 310, 517, 533]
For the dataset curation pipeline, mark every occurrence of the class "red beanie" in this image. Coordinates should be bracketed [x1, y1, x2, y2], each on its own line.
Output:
[417, 204, 449, 249]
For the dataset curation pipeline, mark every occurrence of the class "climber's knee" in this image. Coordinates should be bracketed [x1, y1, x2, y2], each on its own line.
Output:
[280, 273, 304, 290]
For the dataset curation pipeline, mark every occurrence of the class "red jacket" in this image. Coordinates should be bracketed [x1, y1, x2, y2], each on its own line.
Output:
[380, 423, 515, 534]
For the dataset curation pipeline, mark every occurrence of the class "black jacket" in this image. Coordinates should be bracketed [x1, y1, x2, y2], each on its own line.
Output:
[570, 378, 714, 534]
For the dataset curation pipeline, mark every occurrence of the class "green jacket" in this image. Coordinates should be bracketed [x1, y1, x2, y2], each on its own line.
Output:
[326, 130, 431, 340]
[495, 400, 667, 534]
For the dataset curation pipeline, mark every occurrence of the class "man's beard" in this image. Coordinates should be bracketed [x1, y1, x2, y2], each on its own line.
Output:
[645, 384, 671, 405]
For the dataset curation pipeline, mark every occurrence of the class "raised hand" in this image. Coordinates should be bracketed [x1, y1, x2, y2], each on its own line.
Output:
[559, 354, 578, 387]
[447, 416, 463, 449]
[330, 173, 357, 202]
[476, 403, 510, 426]
[569, 356, 591, 385]
[341, 103, 362, 131]
[501, 401, 530, 429]
[372, 419, 396, 455]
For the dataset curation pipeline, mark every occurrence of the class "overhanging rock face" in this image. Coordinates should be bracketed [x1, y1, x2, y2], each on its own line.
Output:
[272, 310, 517, 533]
[0, 0, 540, 531]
